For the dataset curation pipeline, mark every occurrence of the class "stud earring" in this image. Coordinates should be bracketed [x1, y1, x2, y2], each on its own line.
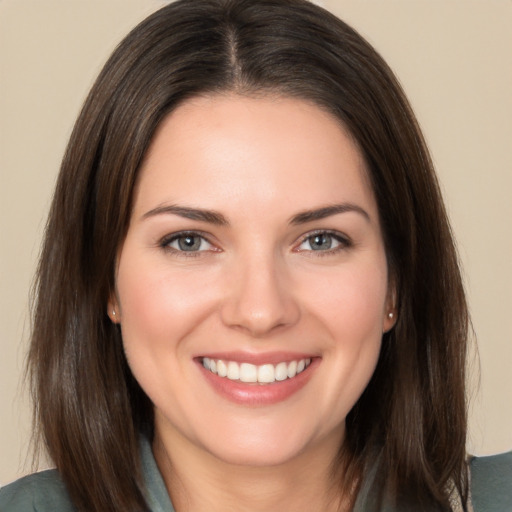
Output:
[112, 309, 116, 317]
[388, 312, 394, 319]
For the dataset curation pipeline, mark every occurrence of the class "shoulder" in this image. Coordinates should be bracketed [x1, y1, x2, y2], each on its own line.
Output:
[470, 451, 512, 512]
[0, 469, 76, 512]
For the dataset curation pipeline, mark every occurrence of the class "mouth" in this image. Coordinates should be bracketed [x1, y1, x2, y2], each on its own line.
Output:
[197, 354, 318, 406]
[201, 357, 312, 384]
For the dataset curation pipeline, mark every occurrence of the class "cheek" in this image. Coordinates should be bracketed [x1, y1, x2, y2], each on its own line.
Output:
[115, 270, 171, 391]
[117, 272, 169, 347]
[114, 253, 211, 401]
[297, 260, 387, 401]
[300, 261, 389, 337]
[116, 252, 216, 344]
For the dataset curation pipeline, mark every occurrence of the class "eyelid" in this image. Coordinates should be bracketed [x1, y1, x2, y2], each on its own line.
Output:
[294, 229, 352, 253]
[158, 229, 351, 256]
[159, 230, 219, 255]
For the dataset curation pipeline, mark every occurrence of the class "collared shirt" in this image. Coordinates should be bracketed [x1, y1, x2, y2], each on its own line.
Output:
[1, 436, 511, 511]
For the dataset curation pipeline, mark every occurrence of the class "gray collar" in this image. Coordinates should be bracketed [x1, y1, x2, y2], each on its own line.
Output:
[140, 435, 176, 512]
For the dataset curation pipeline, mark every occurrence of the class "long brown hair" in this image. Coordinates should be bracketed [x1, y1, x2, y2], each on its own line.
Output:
[28, 0, 470, 510]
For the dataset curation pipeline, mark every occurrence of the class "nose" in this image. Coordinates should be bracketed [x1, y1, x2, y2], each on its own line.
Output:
[220, 253, 300, 337]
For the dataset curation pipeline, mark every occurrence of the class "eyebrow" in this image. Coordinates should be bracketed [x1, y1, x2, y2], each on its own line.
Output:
[141, 202, 370, 226]
[289, 203, 370, 225]
[141, 205, 228, 225]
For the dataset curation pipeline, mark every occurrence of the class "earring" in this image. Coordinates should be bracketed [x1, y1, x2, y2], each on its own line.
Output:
[388, 312, 394, 319]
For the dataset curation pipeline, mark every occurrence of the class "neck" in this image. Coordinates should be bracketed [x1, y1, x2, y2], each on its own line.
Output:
[153, 427, 351, 512]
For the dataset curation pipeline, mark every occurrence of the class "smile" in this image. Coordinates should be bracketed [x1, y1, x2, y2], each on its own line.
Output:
[202, 357, 312, 384]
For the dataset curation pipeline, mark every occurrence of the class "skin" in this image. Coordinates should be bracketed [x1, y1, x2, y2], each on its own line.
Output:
[110, 94, 395, 511]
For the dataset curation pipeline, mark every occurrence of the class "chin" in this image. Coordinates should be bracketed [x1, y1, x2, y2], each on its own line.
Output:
[205, 440, 306, 468]
[196, 419, 339, 469]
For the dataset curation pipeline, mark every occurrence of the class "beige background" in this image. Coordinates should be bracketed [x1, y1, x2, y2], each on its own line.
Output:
[1, 0, 511, 486]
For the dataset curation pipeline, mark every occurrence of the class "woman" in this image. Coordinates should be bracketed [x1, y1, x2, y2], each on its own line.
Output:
[1, 0, 510, 511]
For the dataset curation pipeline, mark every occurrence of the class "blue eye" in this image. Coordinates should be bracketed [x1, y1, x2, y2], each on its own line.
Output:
[298, 232, 349, 252]
[164, 233, 213, 252]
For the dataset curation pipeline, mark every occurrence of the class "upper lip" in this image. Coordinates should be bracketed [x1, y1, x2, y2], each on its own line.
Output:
[195, 351, 318, 366]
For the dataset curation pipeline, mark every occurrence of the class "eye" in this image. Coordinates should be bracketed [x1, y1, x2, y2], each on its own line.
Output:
[162, 232, 214, 253]
[297, 231, 350, 253]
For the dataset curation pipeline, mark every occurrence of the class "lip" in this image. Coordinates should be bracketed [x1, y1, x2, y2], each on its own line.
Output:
[196, 353, 320, 406]
[195, 351, 317, 366]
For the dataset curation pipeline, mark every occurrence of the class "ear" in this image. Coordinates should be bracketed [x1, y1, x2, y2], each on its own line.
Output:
[383, 309, 397, 333]
[107, 295, 120, 324]
[383, 281, 397, 333]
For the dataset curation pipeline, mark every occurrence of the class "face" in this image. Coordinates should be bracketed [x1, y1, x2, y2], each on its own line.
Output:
[111, 95, 395, 468]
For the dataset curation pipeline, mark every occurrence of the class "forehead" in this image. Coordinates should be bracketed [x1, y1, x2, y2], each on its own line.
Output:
[133, 94, 376, 220]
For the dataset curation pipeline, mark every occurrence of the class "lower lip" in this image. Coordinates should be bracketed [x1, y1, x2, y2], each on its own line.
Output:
[198, 358, 319, 406]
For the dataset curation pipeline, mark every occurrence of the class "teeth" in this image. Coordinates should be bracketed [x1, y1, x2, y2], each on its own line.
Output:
[227, 361, 240, 380]
[275, 362, 288, 381]
[287, 360, 297, 378]
[217, 359, 227, 377]
[240, 363, 258, 383]
[202, 357, 312, 384]
[258, 364, 275, 383]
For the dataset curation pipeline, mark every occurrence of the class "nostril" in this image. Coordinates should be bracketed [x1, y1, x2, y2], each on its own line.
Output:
[218, 261, 301, 336]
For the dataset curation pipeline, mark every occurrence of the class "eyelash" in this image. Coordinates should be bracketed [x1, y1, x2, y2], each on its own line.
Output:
[159, 229, 352, 257]
[294, 230, 352, 256]
[159, 231, 216, 257]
